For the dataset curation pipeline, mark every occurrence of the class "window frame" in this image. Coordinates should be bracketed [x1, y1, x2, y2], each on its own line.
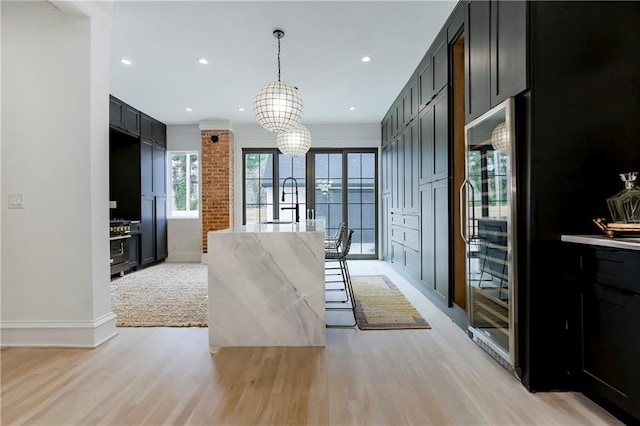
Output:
[167, 150, 200, 219]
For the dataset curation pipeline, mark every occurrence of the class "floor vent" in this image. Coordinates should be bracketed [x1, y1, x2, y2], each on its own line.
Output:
[471, 331, 518, 379]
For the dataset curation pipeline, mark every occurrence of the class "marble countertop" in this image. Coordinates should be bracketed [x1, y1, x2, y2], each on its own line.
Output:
[561, 234, 640, 251]
[212, 219, 325, 234]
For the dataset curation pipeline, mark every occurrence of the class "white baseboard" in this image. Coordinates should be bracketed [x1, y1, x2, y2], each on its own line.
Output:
[166, 251, 202, 263]
[0, 312, 118, 348]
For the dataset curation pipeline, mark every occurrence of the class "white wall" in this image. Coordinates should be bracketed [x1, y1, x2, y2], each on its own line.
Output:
[166, 124, 202, 262]
[1, 1, 116, 346]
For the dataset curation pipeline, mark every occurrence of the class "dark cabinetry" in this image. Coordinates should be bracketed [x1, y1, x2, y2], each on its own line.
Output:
[141, 113, 167, 147]
[465, 0, 527, 122]
[572, 244, 640, 422]
[109, 95, 140, 137]
[110, 97, 167, 267]
[419, 180, 449, 306]
[418, 29, 448, 110]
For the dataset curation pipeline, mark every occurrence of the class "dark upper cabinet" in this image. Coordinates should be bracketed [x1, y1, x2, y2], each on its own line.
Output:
[465, 0, 528, 122]
[418, 52, 432, 110]
[490, 0, 527, 107]
[109, 95, 140, 137]
[141, 113, 167, 147]
[381, 115, 389, 148]
[465, 0, 491, 122]
[402, 73, 419, 126]
[419, 29, 448, 111]
[431, 30, 448, 96]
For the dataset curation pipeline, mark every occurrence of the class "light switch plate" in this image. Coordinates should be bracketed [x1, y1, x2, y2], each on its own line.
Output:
[8, 193, 24, 209]
[109, 200, 117, 209]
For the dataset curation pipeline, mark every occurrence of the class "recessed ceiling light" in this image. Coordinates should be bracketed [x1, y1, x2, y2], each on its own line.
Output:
[197, 58, 208, 65]
[185, 107, 193, 112]
[120, 58, 132, 65]
[361, 56, 371, 63]
[349, 106, 356, 111]
[238, 107, 245, 112]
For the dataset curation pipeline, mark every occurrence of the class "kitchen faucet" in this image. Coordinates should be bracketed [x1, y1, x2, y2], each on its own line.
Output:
[281, 177, 300, 223]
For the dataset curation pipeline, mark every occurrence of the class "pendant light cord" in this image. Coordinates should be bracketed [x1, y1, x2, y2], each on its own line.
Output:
[277, 36, 281, 82]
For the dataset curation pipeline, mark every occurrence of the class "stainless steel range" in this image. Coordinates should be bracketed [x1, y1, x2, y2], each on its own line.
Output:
[110, 219, 131, 276]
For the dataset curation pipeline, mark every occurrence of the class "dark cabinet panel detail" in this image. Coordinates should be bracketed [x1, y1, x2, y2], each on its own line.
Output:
[418, 53, 433, 110]
[155, 197, 168, 261]
[432, 30, 448, 96]
[432, 90, 449, 181]
[402, 123, 419, 214]
[141, 114, 153, 140]
[465, 0, 491, 122]
[577, 246, 640, 421]
[141, 141, 153, 196]
[152, 144, 166, 195]
[420, 184, 434, 289]
[490, 0, 527, 107]
[419, 107, 434, 185]
[433, 179, 449, 303]
[109, 97, 123, 128]
[109, 95, 140, 136]
[140, 196, 155, 265]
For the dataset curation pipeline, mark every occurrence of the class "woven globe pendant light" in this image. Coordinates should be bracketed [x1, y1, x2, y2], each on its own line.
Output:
[253, 29, 303, 133]
[277, 122, 311, 157]
[491, 122, 510, 154]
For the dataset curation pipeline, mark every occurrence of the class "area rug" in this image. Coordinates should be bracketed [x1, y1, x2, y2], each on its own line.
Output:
[351, 275, 431, 330]
[111, 263, 208, 327]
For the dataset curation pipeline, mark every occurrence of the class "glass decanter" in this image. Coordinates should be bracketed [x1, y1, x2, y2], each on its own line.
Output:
[607, 172, 640, 223]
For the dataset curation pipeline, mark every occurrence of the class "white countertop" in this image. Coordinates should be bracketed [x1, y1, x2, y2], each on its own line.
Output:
[212, 219, 325, 234]
[561, 234, 640, 251]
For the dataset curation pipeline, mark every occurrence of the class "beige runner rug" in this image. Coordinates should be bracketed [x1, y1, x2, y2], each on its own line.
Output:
[111, 263, 208, 327]
[351, 275, 431, 330]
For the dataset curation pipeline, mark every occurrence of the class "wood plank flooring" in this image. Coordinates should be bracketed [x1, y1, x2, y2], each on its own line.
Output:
[1, 261, 621, 425]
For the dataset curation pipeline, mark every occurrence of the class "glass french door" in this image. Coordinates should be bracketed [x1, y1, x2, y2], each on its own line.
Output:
[242, 148, 378, 259]
[307, 150, 377, 258]
[462, 98, 518, 372]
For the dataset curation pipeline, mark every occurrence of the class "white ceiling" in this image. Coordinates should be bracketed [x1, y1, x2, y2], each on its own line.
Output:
[109, 1, 458, 126]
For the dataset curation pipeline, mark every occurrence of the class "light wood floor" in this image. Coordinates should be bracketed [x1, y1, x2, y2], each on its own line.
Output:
[1, 261, 621, 425]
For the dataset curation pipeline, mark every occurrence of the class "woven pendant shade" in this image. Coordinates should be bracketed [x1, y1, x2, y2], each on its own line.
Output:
[491, 122, 509, 154]
[276, 123, 311, 157]
[253, 82, 303, 132]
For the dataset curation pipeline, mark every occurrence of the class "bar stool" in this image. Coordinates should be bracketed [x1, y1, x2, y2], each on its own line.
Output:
[325, 222, 347, 299]
[326, 229, 356, 328]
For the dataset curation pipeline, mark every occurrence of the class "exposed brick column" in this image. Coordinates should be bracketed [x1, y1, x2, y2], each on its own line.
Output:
[201, 129, 234, 253]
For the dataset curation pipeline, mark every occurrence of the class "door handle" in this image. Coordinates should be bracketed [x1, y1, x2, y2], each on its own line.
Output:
[459, 179, 477, 244]
[311, 208, 314, 219]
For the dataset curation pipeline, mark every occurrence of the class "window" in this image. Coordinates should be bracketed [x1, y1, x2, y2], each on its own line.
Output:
[168, 151, 199, 218]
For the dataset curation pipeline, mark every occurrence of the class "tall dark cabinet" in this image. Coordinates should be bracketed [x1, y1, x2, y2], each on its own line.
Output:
[381, 1, 640, 421]
[110, 95, 168, 267]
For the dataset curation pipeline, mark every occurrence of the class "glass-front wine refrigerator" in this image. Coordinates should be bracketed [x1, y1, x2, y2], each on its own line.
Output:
[461, 98, 519, 376]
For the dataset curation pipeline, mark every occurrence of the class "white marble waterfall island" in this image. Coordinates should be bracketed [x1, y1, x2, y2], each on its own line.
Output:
[207, 220, 326, 350]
